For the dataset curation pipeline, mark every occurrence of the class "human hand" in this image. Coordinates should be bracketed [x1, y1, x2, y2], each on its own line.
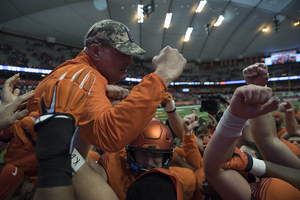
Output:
[278, 101, 294, 113]
[106, 85, 129, 100]
[0, 74, 21, 107]
[153, 46, 186, 86]
[183, 113, 199, 135]
[207, 114, 217, 130]
[0, 91, 34, 130]
[229, 84, 279, 119]
[243, 63, 269, 86]
[106, 85, 129, 106]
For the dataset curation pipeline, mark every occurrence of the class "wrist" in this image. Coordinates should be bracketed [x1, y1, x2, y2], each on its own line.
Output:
[154, 71, 171, 86]
[216, 106, 248, 138]
[163, 100, 176, 113]
[249, 158, 266, 177]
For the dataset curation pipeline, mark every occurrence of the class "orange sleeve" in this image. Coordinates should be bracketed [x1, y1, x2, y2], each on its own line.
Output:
[87, 150, 101, 162]
[280, 138, 300, 158]
[170, 166, 197, 200]
[0, 125, 15, 142]
[182, 133, 203, 169]
[79, 73, 167, 152]
[174, 146, 185, 158]
[171, 150, 179, 164]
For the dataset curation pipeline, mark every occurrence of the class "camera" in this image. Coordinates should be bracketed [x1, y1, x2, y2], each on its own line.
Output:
[200, 94, 227, 114]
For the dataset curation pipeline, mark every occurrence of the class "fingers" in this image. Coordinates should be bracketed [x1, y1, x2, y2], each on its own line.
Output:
[106, 85, 129, 100]
[243, 63, 268, 77]
[9, 91, 34, 112]
[241, 85, 272, 105]
[279, 101, 294, 113]
[4, 73, 20, 87]
[183, 113, 199, 129]
[12, 109, 29, 121]
[259, 98, 280, 115]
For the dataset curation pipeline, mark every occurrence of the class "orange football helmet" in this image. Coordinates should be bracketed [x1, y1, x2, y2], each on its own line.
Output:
[126, 118, 175, 174]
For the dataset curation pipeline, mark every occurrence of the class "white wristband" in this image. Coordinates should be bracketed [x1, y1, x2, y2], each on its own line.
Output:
[71, 148, 86, 173]
[249, 158, 266, 177]
[163, 100, 176, 113]
[216, 106, 248, 138]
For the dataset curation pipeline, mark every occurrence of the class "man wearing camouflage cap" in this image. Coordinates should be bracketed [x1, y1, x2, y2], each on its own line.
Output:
[3, 19, 186, 186]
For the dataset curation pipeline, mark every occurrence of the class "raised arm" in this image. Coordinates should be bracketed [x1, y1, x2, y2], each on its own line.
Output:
[243, 63, 300, 168]
[161, 92, 184, 140]
[279, 101, 300, 138]
[203, 85, 278, 200]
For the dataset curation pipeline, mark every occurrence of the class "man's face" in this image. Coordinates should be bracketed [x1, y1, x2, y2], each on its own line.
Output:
[95, 45, 132, 83]
[197, 133, 209, 141]
[4, 174, 35, 200]
[191, 109, 197, 114]
[135, 150, 164, 170]
[287, 136, 300, 146]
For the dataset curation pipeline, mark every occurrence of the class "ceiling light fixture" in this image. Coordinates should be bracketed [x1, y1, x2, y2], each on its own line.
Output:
[273, 15, 280, 33]
[294, 21, 300, 26]
[214, 15, 224, 26]
[138, 4, 144, 23]
[184, 27, 193, 42]
[164, 13, 172, 28]
[262, 28, 268, 32]
[204, 23, 210, 36]
[195, 0, 207, 13]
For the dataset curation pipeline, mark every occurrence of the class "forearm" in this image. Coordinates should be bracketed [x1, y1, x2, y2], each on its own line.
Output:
[203, 132, 238, 173]
[35, 186, 74, 200]
[81, 73, 166, 152]
[167, 111, 184, 140]
[264, 160, 300, 190]
[284, 112, 300, 136]
[203, 133, 251, 200]
[171, 155, 196, 172]
[250, 113, 300, 168]
[182, 133, 203, 169]
[73, 162, 118, 200]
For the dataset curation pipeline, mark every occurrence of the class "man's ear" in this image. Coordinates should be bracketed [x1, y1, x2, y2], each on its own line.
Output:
[89, 44, 101, 61]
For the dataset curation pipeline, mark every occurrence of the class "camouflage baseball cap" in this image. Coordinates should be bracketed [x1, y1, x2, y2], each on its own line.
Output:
[84, 19, 146, 56]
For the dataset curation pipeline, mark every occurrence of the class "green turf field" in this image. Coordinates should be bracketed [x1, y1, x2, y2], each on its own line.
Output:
[0, 102, 297, 163]
[155, 102, 299, 124]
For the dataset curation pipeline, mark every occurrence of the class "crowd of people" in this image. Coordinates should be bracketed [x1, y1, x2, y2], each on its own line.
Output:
[0, 19, 299, 200]
[0, 40, 77, 69]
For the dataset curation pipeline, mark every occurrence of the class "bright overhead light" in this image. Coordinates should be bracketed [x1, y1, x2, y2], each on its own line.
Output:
[138, 4, 144, 23]
[184, 27, 193, 42]
[294, 22, 300, 26]
[262, 28, 268, 32]
[164, 13, 172, 28]
[214, 15, 224, 26]
[195, 0, 207, 13]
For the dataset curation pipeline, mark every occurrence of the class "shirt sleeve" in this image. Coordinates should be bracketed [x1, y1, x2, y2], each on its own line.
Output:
[79, 73, 167, 152]
[182, 133, 203, 169]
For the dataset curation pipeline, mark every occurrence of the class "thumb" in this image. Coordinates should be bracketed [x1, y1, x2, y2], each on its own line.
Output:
[13, 109, 29, 121]
[259, 99, 279, 116]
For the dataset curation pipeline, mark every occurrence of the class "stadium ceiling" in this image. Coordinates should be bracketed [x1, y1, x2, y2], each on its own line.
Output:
[0, 0, 300, 62]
